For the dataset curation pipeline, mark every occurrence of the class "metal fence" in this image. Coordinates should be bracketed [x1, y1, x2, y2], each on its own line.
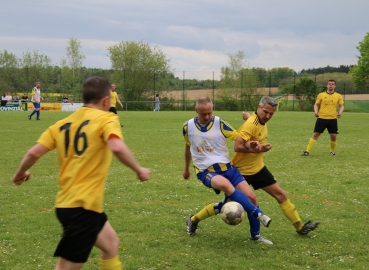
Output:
[1, 68, 368, 112]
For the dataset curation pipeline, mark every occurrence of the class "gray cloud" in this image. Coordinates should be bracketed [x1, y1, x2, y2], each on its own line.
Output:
[1, 0, 368, 77]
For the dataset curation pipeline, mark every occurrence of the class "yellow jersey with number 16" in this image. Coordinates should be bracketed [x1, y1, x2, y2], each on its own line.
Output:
[37, 106, 123, 213]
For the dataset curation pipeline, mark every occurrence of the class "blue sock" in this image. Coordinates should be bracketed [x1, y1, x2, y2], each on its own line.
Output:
[229, 190, 261, 218]
[36, 111, 40, 119]
[248, 206, 261, 238]
[30, 110, 36, 117]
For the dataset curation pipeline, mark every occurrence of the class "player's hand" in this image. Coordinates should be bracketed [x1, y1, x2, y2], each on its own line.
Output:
[337, 113, 342, 118]
[242, 111, 250, 121]
[136, 167, 151, 182]
[12, 171, 30, 186]
[247, 141, 260, 151]
[260, 143, 272, 152]
[314, 112, 319, 117]
[182, 169, 190, 180]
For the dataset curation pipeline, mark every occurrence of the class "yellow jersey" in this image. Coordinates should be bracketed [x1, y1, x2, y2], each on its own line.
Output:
[316, 91, 344, 119]
[37, 106, 123, 213]
[110, 91, 119, 107]
[232, 112, 267, 175]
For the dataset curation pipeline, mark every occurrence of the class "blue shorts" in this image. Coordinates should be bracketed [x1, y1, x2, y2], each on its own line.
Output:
[196, 166, 245, 194]
[33, 102, 40, 109]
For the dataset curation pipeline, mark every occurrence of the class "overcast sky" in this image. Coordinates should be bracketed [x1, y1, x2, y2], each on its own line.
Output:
[1, 0, 368, 79]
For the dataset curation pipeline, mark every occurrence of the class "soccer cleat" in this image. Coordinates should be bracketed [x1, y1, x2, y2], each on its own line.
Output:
[186, 216, 198, 236]
[257, 213, 272, 227]
[36, 118, 40, 121]
[28, 115, 31, 120]
[302, 151, 309, 156]
[297, 220, 320, 235]
[250, 235, 273, 245]
[330, 152, 336, 156]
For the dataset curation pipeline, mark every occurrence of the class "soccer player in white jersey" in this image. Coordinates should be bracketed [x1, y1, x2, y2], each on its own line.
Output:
[182, 97, 272, 244]
[28, 82, 44, 120]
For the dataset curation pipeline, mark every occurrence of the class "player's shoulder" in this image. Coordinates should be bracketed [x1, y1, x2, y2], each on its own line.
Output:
[219, 117, 235, 130]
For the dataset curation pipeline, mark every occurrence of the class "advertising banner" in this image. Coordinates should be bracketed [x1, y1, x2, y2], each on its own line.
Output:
[27, 103, 62, 111]
[62, 103, 84, 111]
[0, 102, 25, 111]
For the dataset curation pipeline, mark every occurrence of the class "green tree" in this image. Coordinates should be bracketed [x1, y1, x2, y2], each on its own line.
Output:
[294, 76, 317, 111]
[20, 50, 53, 94]
[351, 32, 369, 90]
[60, 38, 86, 96]
[0, 49, 20, 92]
[107, 41, 171, 101]
[64, 38, 85, 78]
[269, 67, 296, 87]
[219, 51, 259, 110]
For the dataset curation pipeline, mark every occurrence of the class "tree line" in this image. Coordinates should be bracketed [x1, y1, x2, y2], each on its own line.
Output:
[1, 34, 368, 102]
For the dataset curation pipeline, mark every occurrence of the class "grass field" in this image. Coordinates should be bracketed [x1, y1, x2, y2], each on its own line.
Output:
[1, 110, 368, 269]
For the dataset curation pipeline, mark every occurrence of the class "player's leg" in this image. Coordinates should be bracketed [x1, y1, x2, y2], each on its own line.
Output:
[303, 119, 325, 155]
[55, 258, 84, 270]
[95, 221, 122, 270]
[210, 174, 270, 226]
[262, 182, 319, 234]
[36, 108, 40, 120]
[29, 102, 37, 119]
[186, 200, 224, 236]
[235, 181, 263, 240]
[328, 119, 338, 155]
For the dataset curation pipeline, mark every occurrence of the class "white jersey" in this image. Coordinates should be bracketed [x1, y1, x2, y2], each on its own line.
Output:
[186, 116, 231, 171]
[31, 87, 41, 102]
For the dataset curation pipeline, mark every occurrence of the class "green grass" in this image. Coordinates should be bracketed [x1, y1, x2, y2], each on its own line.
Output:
[1, 110, 368, 269]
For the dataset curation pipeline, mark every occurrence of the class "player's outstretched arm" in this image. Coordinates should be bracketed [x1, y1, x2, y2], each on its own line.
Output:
[107, 136, 151, 182]
[182, 144, 192, 180]
[12, 144, 50, 185]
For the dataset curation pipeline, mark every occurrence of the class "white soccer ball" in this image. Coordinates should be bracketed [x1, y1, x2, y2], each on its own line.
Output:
[220, 201, 245, 225]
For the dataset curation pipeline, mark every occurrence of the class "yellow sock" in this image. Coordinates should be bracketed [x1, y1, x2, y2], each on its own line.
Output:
[279, 199, 303, 231]
[306, 138, 317, 153]
[99, 255, 122, 270]
[330, 141, 337, 152]
[191, 204, 215, 223]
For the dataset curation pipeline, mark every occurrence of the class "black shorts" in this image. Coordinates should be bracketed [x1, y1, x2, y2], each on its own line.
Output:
[54, 208, 107, 263]
[314, 118, 338, 134]
[243, 166, 277, 190]
[109, 107, 117, 114]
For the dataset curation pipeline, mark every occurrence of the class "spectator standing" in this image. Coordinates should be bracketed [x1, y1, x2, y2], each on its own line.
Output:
[154, 94, 160, 111]
[1, 93, 7, 106]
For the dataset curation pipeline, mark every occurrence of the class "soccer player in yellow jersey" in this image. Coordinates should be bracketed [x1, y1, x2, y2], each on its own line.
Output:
[12, 77, 151, 270]
[109, 83, 124, 127]
[232, 96, 319, 235]
[302, 79, 344, 156]
[183, 97, 272, 244]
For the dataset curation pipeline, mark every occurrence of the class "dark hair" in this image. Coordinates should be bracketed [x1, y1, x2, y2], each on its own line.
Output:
[328, 79, 336, 84]
[82, 77, 111, 104]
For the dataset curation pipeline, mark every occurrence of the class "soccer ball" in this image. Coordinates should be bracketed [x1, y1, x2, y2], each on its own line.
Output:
[220, 201, 245, 225]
